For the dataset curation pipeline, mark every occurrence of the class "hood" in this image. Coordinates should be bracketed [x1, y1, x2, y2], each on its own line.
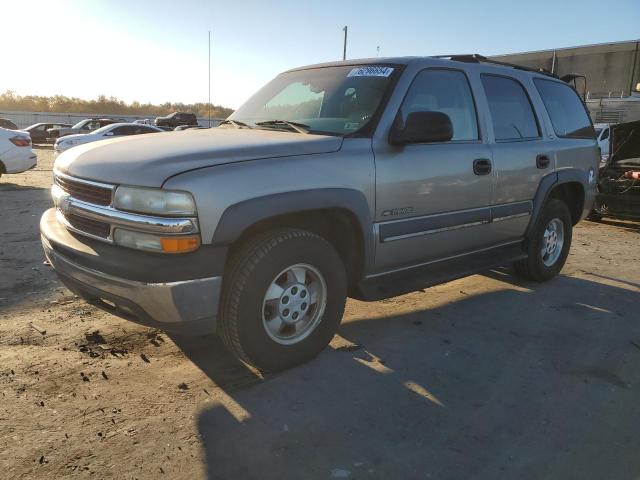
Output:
[54, 128, 343, 187]
[610, 120, 640, 168]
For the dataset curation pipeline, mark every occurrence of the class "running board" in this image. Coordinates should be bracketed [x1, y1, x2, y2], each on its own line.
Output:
[353, 242, 526, 301]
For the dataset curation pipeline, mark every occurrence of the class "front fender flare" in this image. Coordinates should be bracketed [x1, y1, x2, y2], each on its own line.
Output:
[211, 188, 375, 272]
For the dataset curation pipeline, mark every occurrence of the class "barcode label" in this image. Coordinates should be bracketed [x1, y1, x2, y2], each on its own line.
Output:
[347, 66, 394, 78]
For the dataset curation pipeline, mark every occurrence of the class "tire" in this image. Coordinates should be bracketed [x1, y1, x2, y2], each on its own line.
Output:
[218, 228, 347, 372]
[513, 198, 573, 282]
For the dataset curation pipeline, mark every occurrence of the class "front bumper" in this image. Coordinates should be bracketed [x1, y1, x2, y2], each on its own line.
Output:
[41, 209, 222, 334]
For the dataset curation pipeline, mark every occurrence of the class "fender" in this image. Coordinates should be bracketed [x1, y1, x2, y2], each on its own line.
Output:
[526, 167, 594, 237]
[212, 188, 375, 272]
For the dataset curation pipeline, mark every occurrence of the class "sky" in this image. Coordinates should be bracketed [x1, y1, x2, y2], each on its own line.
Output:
[2, 0, 639, 109]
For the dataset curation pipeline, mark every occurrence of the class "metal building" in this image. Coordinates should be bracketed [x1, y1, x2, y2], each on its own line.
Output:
[491, 40, 640, 124]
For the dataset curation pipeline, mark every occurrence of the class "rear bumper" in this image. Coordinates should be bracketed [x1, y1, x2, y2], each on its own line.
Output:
[40, 208, 222, 334]
[3, 152, 36, 174]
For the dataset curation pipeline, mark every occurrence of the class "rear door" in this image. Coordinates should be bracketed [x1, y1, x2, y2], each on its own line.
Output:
[479, 73, 552, 242]
[373, 68, 495, 272]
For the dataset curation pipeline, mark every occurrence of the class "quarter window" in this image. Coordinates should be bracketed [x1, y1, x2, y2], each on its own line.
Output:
[481, 75, 540, 141]
[534, 79, 595, 139]
[399, 69, 479, 141]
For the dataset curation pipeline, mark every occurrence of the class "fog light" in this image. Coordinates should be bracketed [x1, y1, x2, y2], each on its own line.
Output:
[114, 229, 162, 252]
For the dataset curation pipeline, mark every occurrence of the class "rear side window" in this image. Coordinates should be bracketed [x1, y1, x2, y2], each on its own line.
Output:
[400, 69, 479, 141]
[481, 75, 540, 141]
[534, 79, 595, 139]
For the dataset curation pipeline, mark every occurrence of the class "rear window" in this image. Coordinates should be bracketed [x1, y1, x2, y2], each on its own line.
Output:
[534, 79, 595, 139]
[481, 75, 540, 141]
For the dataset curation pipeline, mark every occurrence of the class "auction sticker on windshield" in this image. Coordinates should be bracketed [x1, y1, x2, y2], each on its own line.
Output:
[347, 66, 394, 77]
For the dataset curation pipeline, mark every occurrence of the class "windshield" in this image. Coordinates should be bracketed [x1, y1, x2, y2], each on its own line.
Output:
[229, 65, 398, 136]
[71, 120, 88, 129]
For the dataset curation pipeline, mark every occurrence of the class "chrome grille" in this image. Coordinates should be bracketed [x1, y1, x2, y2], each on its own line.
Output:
[55, 174, 113, 206]
[66, 213, 111, 239]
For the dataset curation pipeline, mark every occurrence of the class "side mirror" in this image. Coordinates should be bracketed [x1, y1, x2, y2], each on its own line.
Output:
[389, 111, 453, 145]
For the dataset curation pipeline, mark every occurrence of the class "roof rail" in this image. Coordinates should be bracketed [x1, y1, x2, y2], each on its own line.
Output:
[432, 54, 559, 79]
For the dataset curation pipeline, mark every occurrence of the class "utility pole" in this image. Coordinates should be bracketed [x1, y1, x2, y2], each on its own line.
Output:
[208, 30, 211, 127]
[342, 26, 348, 61]
[377, 46, 380, 57]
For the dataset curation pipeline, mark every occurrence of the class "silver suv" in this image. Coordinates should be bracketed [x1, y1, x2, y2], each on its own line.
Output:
[41, 55, 599, 371]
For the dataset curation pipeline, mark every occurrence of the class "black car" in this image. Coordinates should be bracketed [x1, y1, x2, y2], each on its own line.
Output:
[591, 119, 640, 220]
[24, 122, 72, 143]
[0, 118, 18, 130]
[154, 112, 198, 128]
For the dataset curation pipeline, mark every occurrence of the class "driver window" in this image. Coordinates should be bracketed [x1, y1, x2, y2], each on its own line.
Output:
[399, 69, 479, 141]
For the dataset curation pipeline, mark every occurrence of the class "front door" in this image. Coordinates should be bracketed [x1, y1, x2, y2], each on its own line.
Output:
[373, 68, 496, 273]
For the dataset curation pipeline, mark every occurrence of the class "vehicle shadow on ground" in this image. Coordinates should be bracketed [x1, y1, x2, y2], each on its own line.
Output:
[0, 182, 48, 192]
[191, 272, 640, 480]
[587, 217, 640, 232]
[0, 185, 57, 309]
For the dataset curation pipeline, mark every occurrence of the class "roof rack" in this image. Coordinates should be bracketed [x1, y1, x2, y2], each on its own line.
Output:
[432, 54, 559, 79]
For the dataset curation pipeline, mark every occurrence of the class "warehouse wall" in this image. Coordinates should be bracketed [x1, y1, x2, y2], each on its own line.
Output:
[492, 40, 640, 98]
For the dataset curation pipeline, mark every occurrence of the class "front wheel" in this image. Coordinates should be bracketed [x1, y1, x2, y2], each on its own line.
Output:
[218, 228, 347, 372]
[513, 199, 573, 282]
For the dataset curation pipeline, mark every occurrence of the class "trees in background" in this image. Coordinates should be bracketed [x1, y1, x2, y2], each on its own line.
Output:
[0, 90, 233, 118]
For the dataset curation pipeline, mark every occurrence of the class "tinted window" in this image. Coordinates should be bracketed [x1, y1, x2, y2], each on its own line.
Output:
[534, 79, 595, 138]
[111, 126, 135, 135]
[601, 127, 609, 140]
[400, 69, 478, 141]
[481, 75, 539, 141]
[137, 126, 159, 134]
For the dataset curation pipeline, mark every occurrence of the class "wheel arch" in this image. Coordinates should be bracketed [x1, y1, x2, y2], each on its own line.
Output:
[527, 169, 591, 237]
[212, 189, 374, 289]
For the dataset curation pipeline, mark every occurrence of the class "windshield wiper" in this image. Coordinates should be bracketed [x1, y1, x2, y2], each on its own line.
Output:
[255, 120, 310, 134]
[219, 119, 252, 129]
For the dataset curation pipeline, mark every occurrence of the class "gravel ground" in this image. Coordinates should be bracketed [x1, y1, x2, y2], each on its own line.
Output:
[1, 147, 639, 480]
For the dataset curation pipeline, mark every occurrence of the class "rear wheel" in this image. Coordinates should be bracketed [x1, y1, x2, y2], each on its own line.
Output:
[513, 199, 573, 282]
[218, 228, 347, 372]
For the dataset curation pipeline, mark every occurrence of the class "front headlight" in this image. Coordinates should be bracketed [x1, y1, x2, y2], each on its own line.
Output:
[113, 186, 197, 216]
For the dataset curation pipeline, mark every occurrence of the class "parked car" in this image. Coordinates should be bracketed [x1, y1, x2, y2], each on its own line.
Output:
[591, 119, 640, 220]
[0, 118, 18, 130]
[594, 122, 611, 164]
[174, 124, 205, 131]
[54, 123, 164, 153]
[0, 127, 36, 177]
[133, 119, 153, 125]
[41, 55, 598, 372]
[154, 112, 197, 128]
[23, 122, 72, 144]
[48, 118, 123, 140]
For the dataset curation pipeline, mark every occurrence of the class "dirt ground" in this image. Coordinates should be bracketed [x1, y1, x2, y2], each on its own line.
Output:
[1, 147, 639, 480]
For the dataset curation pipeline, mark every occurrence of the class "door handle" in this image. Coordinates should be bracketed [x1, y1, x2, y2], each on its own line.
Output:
[473, 158, 492, 175]
[536, 154, 551, 169]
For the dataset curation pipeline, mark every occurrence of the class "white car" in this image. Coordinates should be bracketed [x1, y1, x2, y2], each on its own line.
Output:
[594, 123, 611, 165]
[0, 127, 36, 177]
[54, 123, 165, 153]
